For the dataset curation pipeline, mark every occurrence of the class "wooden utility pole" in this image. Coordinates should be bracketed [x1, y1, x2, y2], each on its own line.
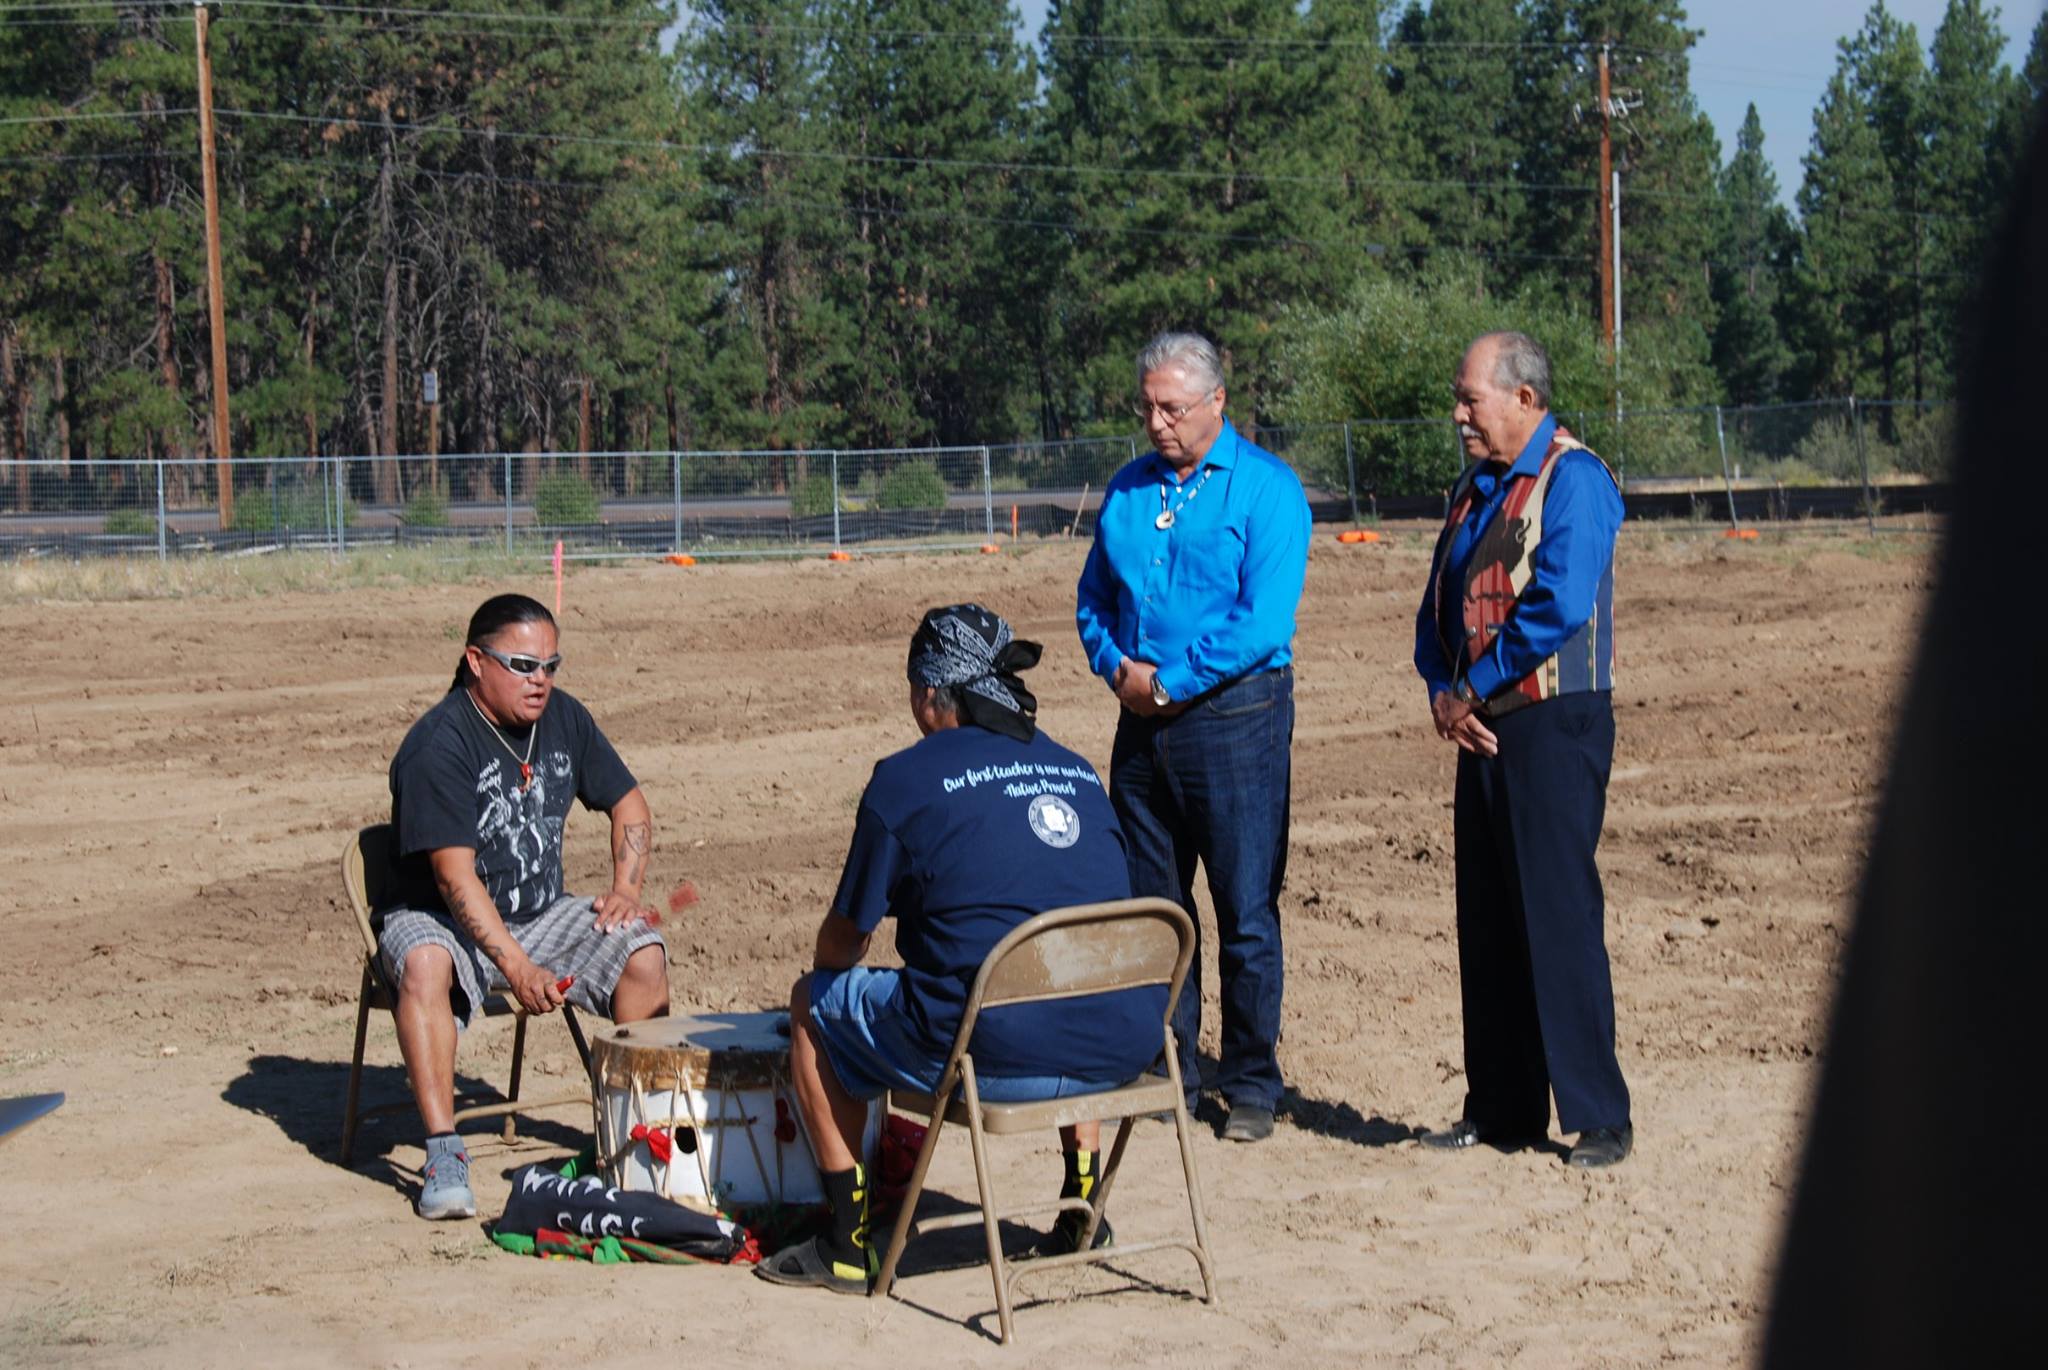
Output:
[193, 1, 234, 528]
[1596, 43, 1615, 354]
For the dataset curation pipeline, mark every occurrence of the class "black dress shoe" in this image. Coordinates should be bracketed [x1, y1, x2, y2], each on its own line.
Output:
[1568, 1125, 1633, 1168]
[1418, 1119, 1542, 1151]
[1221, 1102, 1275, 1143]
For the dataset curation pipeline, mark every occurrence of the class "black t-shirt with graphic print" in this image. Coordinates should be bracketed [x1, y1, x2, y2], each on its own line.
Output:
[382, 687, 637, 923]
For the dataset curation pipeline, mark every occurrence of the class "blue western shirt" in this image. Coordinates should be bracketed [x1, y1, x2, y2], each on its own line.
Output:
[1414, 414, 1624, 702]
[1076, 418, 1312, 701]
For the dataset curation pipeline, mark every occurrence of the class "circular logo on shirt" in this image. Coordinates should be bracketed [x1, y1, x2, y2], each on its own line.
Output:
[1027, 794, 1081, 849]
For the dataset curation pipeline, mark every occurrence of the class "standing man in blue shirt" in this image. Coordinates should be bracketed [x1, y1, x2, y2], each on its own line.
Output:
[1414, 331, 1633, 1169]
[1076, 331, 1312, 1144]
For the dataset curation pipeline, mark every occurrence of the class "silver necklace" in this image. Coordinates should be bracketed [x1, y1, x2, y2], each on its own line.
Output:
[1155, 464, 1215, 530]
[466, 688, 536, 790]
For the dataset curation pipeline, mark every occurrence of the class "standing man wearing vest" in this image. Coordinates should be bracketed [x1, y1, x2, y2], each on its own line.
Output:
[1414, 331, 1632, 1169]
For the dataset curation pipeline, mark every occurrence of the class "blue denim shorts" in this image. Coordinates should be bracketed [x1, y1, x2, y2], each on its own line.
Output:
[807, 966, 1125, 1104]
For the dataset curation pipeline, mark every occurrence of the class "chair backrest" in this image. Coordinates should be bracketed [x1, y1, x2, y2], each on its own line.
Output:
[947, 897, 1195, 1073]
[341, 823, 403, 962]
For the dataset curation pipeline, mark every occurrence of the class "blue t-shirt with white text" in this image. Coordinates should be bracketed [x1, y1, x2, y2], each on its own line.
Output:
[830, 726, 1163, 1083]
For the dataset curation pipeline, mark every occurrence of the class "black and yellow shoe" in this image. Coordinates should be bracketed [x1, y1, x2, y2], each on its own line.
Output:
[752, 1234, 872, 1296]
[1036, 1210, 1115, 1258]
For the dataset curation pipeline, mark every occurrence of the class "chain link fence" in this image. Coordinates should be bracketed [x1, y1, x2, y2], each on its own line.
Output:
[0, 398, 1950, 559]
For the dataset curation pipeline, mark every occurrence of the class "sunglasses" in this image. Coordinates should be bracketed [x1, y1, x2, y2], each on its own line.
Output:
[477, 644, 562, 678]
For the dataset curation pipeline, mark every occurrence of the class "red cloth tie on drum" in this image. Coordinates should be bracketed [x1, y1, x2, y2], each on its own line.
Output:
[773, 1097, 798, 1145]
[630, 1123, 673, 1165]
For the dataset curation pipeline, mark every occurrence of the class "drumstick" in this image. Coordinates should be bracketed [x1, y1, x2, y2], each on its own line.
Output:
[555, 975, 575, 993]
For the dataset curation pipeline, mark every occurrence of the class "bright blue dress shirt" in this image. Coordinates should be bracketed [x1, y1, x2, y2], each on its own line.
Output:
[1077, 418, 1311, 701]
[1414, 413, 1624, 702]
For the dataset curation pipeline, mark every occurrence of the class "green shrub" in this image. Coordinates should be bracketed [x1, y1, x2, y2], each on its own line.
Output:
[102, 508, 155, 536]
[789, 471, 842, 518]
[533, 472, 602, 526]
[875, 459, 947, 511]
[229, 484, 353, 532]
[401, 487, 449, 527]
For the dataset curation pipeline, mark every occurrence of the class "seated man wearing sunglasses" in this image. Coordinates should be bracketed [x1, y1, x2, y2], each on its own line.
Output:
[374, 592, 670, 1220]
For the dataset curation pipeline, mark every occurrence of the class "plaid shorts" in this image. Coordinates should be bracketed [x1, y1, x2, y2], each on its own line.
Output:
[378, 895, 665, 1030]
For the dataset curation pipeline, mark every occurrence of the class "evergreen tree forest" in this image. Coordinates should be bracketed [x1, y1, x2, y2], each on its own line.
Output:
[0, 0, 2038, 499]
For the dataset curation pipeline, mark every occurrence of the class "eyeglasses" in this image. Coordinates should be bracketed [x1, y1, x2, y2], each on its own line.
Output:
[478, 644, 562, 678]
[1131, 390, 1216, 425]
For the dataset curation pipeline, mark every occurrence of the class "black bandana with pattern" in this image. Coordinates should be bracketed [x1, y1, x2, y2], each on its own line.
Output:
[906, 603, 1041, 742]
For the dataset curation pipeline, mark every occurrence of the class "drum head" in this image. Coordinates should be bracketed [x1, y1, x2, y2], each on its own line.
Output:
[592, 1011, 791, 1089]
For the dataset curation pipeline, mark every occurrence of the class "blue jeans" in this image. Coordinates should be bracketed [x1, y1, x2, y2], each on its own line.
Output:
[807, 966, 1126, 1103]
[1110, 666, 1292, 1110]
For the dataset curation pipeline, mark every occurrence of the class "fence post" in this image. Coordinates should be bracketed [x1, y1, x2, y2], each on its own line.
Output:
[334, 456, 346, 554]
[1614, 395, 1626, 490]
[1712, 404, 1738, 529]
[1127, 436, 1138, 465]
[980, 446, 993, 539]
[830, 451, 842, 549]
[671, 450, 683, 553]
[155, 460, 168, 561]
[501, 452, 513, 554]
[1848, 396, 1875, 533]
[1342, 422, 1360, 525]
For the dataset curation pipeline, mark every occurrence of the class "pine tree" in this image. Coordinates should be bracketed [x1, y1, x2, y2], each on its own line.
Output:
[819, 0, 1037, 447]
[678, 0, 851, 463]
[1042, 0, 1373, 431]
[1922, 0, 2020, 386]
[1386, 0, 1525, 277]
[1709, 105, 1794, 403]
[1783, 2, 1934, 404]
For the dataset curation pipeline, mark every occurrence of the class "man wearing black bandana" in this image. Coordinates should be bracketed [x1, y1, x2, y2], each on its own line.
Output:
[755, 604, 1164, 1296]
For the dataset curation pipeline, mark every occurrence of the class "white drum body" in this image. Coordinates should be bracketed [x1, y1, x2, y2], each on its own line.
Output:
[591, 1011, 879, 1212]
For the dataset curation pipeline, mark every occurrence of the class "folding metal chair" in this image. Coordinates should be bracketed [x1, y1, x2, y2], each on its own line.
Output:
[338, 823, 592, 1163]
[874, 896, 1219, 1345]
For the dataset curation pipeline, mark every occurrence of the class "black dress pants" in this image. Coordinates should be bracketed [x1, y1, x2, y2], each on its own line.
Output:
[1453, 690, 1630, 1136]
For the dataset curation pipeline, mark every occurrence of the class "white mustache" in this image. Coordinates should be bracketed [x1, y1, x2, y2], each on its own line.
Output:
[1457, 424, 1481, 440]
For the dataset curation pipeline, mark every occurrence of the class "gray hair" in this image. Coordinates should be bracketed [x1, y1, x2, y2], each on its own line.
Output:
[1475, 331, 1553, 409]
[1136, 331, 1225, 394]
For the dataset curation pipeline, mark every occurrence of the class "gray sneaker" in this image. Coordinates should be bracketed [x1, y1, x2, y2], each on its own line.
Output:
[418, 1136, 476, 1220]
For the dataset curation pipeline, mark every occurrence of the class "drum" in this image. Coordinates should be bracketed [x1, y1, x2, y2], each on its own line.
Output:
[589, 1011, 879, 1212]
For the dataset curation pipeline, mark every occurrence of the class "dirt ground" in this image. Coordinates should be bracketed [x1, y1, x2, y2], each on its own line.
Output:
[0, 527, 1930, 1367]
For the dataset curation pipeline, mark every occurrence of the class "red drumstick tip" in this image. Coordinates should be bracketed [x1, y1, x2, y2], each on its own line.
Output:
[555, 975, 575, 993]
[667, 880, 700, 914]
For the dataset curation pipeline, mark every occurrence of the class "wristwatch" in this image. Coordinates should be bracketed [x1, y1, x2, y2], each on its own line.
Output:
[1453, 678, 1480, 708]
[1151, 676, 1172, 708]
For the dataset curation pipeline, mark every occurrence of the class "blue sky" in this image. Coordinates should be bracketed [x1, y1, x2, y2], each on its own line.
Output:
[1011, 0, 2042, 203]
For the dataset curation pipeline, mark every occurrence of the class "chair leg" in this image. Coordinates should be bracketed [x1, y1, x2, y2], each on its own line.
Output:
[876, 1087, 953, 1298]
[1165, 1031, 1219, 1306]
[504, 1013, 527, 1145]
[561, 1005, 593, 1077]
[957, 1066, 1015, 1346]
[1077, 1113, 1140, 1252]
[341, 965, 375, 1165]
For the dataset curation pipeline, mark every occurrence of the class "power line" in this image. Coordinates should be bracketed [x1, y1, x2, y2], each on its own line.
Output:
[0, 106, 198, 126]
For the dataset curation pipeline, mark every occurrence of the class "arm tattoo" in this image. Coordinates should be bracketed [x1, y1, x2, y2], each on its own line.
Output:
[616, 821, 651, 892]
[439, 878, 513, 964]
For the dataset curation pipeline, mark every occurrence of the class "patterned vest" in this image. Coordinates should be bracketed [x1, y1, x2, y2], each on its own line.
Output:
[1431, 428, 1616, 716]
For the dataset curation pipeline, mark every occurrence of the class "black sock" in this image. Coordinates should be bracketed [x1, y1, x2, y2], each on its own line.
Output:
[821, 1161, 869, 1270]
